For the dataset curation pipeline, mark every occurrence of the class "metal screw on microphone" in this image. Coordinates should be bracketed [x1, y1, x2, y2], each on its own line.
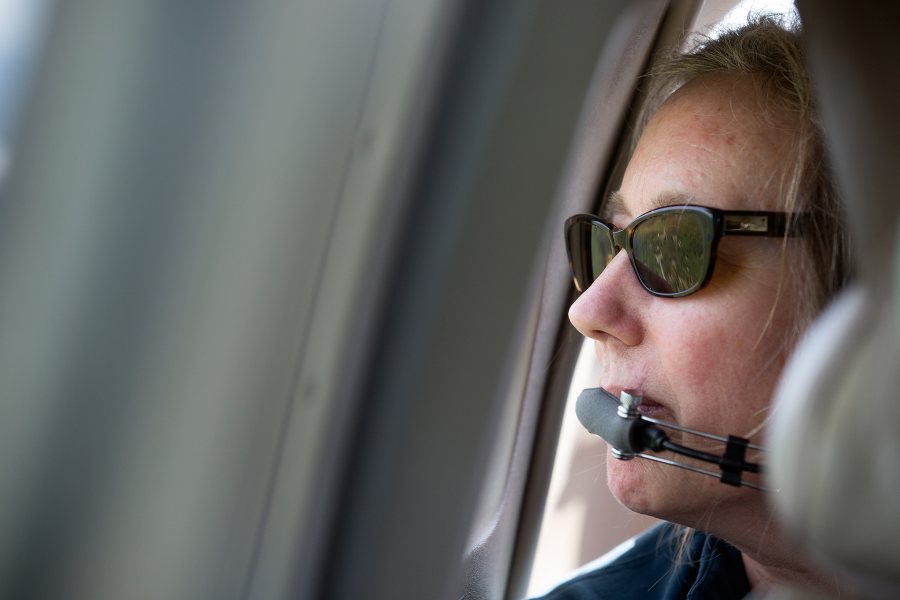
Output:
[617, 390, 642, 418]
[611, 390, 642, 461]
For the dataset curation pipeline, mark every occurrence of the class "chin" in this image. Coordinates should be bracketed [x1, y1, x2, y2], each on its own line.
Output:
[605, 452, 669, 517]
[605, 450, 737, 523]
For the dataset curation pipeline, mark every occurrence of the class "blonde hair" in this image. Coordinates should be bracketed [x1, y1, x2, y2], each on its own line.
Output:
[632, 14, 850, 331]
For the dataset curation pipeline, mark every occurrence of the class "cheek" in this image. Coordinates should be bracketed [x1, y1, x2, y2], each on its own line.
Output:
[652, 301, 785, 428]
[664, 331, 731, 422]
[652, 305, 728, 383]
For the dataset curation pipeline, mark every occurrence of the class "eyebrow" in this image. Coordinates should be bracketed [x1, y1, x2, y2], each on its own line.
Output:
[599, 190, 627, 222]
[600, 190, 696, 222]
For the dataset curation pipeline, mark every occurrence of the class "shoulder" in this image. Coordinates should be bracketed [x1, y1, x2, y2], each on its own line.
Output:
[529, 523, 751, 600]
[530, 523, 682, 600]
[686, 530, 752, 599]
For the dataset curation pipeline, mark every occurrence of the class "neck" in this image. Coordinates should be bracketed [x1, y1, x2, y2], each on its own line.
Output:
[695, 497, 856, 598]
[707, 509, 855, 597]
[741, 551, 842, 596]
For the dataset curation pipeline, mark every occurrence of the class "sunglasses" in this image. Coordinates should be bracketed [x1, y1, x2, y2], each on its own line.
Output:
[565, 204, 805, 298]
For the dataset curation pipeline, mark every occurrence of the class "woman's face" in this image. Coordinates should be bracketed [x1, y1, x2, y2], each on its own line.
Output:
[569, 73, 803, 527]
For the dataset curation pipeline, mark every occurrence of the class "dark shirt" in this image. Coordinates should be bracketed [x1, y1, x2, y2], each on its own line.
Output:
[531, 523, 751, 600]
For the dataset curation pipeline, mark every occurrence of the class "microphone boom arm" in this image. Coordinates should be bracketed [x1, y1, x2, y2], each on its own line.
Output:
[576, 388, 771, 493]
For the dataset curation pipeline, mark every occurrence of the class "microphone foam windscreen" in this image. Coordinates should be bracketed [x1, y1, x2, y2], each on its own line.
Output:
[575, 387, 638, 453]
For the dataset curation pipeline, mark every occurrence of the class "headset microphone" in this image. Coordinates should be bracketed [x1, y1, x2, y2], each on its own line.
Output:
[576, 388, 769, 492]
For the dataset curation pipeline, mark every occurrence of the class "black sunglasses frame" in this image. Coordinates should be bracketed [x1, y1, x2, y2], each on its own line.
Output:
[564, 204, 805, 298]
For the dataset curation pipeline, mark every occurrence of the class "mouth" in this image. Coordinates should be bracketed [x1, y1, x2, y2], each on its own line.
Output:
[635, 398, 668, 419]
[601, 384, 674, 421]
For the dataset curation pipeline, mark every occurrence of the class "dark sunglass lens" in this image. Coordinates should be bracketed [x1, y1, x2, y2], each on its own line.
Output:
[631, 210, 713, 295]
[565, 220, 615, 292]
[590, 222, 616, 283]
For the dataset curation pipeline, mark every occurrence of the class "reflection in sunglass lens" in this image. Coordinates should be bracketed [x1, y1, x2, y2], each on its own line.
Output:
[565, 220, 589, 292]
[631, 211, 713, 295]
[589, 222, 615, 285]
[566, 220, 615, 292]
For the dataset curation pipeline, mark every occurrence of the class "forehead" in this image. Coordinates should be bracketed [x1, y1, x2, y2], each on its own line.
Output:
[612, 73, 798, 221]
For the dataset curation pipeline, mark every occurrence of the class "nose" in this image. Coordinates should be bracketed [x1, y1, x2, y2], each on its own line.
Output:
[567, 249, 644, 347]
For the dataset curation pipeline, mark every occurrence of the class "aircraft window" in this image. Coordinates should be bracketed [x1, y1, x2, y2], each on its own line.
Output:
[0, 0, 53, 182]
[712, 0, 797, 36]
[527, 338, 656, 596]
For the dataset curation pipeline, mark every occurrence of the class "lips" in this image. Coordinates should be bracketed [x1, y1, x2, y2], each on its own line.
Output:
[635, 398, 668, 419]
[602, 384, 674, 421]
